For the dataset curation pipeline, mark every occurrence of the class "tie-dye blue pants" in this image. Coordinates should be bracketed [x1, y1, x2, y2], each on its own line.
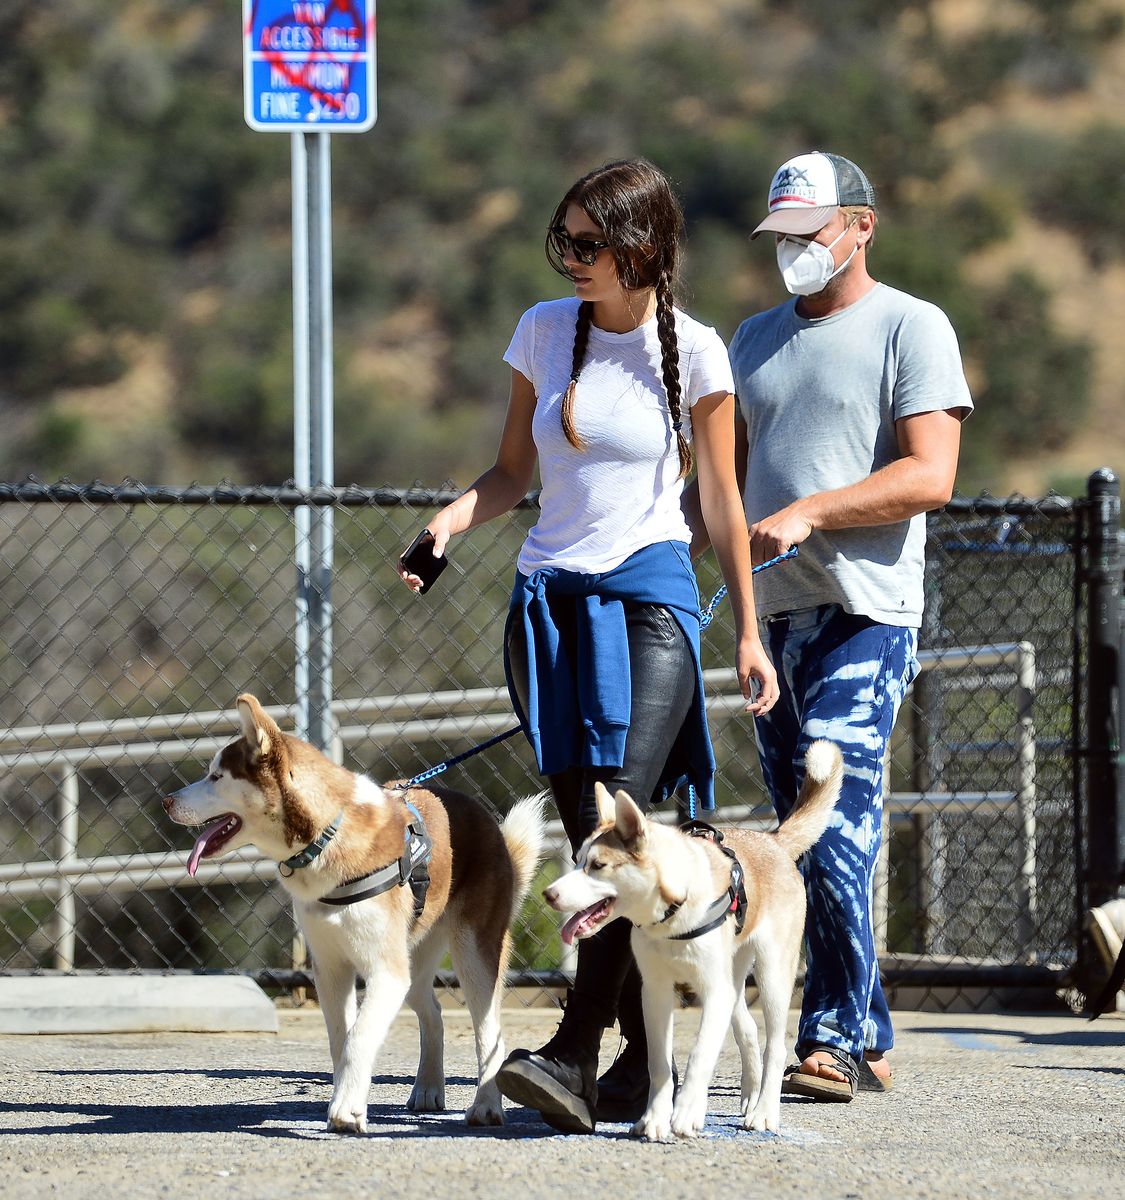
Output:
[755, 603, 919, 1060]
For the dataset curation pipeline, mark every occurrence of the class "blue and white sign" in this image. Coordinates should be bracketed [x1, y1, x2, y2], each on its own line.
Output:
[244, 1, 377, 132]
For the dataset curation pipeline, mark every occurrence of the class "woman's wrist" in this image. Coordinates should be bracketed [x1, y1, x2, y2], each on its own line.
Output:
[734, 615, 763, 644]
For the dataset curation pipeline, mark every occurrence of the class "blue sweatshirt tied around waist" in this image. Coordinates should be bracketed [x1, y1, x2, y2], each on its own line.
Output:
[503, 540, 716, 810]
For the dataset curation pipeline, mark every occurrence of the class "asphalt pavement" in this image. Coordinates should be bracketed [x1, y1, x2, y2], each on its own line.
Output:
[2, 1003, 1122, 1199]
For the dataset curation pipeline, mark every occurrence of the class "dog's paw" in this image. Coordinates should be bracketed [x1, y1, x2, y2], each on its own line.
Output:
[632, 1111, 673, 1142]
[326, 1098, 367, 1135]
[406, 1081, 445, 1113]
[465, 1096, 504, 1126]
[739, 1074, 762, 1117]
[670, 1099, 707, 1139]
[743, 1100, 781, 1134]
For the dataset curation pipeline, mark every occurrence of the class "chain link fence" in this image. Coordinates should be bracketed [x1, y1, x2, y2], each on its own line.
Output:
[0, 479, 1110, 1008]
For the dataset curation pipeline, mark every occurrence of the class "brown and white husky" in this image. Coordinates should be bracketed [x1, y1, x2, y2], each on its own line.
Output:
[163, 693, 546, 1133]
[543, 740, 843, 1140]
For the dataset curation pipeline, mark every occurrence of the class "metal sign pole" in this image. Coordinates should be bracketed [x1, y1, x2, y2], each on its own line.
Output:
[308, 130, 335, 756]
[292, 130, 335, 751]
[246, 3, 376, 753]
[291, 131, 311, 742]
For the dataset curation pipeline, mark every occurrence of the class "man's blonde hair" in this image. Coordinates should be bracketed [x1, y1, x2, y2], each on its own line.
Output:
[840, 205, 877, 249]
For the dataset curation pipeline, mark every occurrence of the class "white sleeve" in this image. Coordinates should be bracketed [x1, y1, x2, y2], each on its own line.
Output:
[502, 306, 538, 390]
[682, 325, 735, 407]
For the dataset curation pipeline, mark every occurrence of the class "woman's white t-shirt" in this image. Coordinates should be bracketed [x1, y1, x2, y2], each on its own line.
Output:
[503, 296, 734, 575]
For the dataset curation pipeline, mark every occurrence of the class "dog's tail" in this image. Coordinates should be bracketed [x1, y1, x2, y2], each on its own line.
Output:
[774, 740, 844, 861]
[499, 793, 549, 919]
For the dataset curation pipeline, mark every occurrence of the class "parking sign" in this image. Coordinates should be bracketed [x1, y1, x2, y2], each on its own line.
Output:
[244, 1, 377, 132]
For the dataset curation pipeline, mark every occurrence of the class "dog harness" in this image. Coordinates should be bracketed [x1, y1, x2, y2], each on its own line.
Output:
[278, 801, 433, 920]
[319, 800, 433, 917]
[651, 821, 747, 941]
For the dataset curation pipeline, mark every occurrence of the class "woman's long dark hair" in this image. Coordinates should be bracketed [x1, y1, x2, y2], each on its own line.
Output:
[545, 159, 692, 479]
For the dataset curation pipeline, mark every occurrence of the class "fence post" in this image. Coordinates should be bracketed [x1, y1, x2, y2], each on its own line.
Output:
[53, 767, 79, 971]
[913, 560, 947, 954]
[1084, 468, 1122, 911]
[1015, 641, 1038, 956]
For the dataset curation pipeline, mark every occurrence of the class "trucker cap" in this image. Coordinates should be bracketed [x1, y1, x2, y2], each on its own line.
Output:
[751, 151, 877, 238]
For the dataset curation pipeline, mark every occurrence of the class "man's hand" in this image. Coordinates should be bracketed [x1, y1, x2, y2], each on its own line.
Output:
[749, 503, 814, 565]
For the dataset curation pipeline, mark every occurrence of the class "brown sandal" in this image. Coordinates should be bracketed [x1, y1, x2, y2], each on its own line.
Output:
[781, 1045, 858, 1102]
[858, 1056, 894, 1092]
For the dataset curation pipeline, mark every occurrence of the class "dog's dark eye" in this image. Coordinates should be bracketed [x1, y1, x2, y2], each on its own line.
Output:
[209, 772, 221, 782]
[588, 859, 604, 872]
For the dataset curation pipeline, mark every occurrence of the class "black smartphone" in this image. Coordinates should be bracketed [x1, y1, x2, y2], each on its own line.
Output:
[400, 528, 449, 595]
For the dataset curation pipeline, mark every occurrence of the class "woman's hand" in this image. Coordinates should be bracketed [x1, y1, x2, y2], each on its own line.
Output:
[737, 633, 779, 717]
[396, 524, 451, 593]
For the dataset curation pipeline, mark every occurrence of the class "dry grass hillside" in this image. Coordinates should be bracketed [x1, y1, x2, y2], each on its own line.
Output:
[3, 0, 1123, 496]
[615, 0, 1125, 495]
[946, 27, 1125, 493]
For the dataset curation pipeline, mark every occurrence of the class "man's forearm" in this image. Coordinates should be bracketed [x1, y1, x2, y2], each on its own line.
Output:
[797, 455, 954, 531]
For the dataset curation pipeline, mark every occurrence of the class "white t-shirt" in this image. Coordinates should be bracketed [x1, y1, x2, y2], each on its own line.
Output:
[504, 296, 734, 575]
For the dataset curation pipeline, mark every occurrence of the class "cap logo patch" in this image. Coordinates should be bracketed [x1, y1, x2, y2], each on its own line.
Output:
[769, 165, 817, 208]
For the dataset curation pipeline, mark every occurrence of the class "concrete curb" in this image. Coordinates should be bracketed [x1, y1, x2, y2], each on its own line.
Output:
[0, 975, 278, 1034]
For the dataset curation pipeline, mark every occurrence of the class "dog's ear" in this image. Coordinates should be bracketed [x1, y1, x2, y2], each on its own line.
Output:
[594, 781, 617, 828]
[614, 790, 647, 846]
[236, 693, 273, 760]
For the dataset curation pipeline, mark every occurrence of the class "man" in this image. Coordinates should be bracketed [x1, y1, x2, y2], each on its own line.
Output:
[697, 150, 973, 1099]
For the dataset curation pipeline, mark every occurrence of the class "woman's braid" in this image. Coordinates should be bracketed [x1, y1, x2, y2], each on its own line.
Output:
[655, 270, 692, 479]
[560, 300, 593, 450]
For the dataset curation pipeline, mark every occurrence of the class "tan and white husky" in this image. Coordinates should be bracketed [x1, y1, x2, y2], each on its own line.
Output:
[163, 693, 546, 1133]
[544, 740, 842, 1140]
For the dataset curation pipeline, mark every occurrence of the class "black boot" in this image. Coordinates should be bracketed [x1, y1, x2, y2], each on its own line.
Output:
[595, 963, 650, 1122]
[497, 989, 603, 1134]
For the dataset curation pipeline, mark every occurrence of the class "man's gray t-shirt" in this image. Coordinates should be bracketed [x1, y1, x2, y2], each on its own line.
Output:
[730, 282, 973, 627]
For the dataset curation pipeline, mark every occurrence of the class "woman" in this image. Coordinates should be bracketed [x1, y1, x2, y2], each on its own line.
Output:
[398, 159, 778, 1133]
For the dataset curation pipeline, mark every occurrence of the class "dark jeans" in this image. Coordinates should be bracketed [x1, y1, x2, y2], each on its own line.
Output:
[507, 600, 695, 1032]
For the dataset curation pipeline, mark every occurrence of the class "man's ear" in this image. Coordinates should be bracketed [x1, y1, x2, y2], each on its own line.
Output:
[614, 790, 647, 845]
[236, 693, 273, 761]
[854, 206, 877, 248]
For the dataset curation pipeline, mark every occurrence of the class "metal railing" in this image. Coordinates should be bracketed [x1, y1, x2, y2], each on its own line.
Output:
[0, 648, 1036, 975]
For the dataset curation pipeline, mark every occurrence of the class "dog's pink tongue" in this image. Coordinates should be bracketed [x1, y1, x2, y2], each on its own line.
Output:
[186, 820, 229, 877]
[560, 911, 584, 947]
[560, 903, 603, 947]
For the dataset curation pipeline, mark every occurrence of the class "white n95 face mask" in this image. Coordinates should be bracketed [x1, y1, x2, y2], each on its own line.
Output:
[776, 223, 857, 296]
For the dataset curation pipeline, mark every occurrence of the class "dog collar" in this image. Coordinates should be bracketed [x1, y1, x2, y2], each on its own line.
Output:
[278, 811, 345, 876]
[318, 800, 433, 919]
[647, 821, 747, 942]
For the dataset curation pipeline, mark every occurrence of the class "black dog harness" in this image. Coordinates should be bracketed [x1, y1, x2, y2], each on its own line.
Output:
[651, 821, 747, 941]
[278, 799, 433, 920]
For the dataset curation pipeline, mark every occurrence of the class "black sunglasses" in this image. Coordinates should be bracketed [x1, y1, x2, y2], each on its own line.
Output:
[548, 226, 611, 267]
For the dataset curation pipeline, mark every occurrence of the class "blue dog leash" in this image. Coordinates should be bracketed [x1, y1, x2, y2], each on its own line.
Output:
[404, 726, 523, 789]
[699, 546, 797, 630]
[403, 546, 799, 794]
